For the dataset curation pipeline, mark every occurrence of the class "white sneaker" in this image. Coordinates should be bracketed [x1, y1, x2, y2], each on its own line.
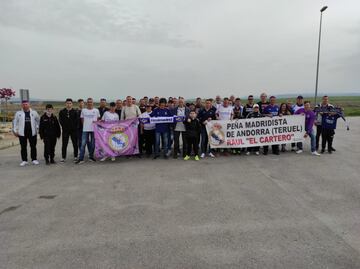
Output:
[296, 150, 303, 154]
[32, 160, 40, 165]
[255, 151, 260, 156]
[60, 158, 65, 163]
[311, 151, 321, 156]
[246, 151, 250, 156]
[209, 152, 215, 158]
[100, 157, 107, 162]
[20, 161, 28, 167]
[200, 153, 205, 158]
[111, 157, 116, 161]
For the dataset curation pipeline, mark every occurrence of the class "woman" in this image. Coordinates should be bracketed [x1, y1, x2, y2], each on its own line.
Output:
[278, 103, 292, 152]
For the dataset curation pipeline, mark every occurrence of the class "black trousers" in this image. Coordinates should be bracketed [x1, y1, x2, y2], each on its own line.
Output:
[173, 131, 187, 157]
[263, 145, 279, 154]
[247, 146, 260, 152]
[19, 135, 37, 162]
[187, 136, 199, 156]
[62, 131, 78, 159]
[321, 128, 335, 151]
[44, 136, 57, 161]
[138, 126, 144, 155]
[143, 129, 155, 155]
[316, 125, 322, 150]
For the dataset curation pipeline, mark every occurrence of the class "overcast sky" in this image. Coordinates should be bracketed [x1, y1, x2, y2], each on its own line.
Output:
[1, 0, 359, 100]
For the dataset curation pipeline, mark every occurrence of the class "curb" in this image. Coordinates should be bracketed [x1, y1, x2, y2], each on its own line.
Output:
[0, 140, 20, 150]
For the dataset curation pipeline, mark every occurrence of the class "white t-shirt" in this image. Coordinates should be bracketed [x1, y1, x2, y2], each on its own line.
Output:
[140, 111, 156, 130]
[175, 107, 186, 132]
[81, 108, 100, 132]
[102, 111, 119, 122]
[216, 105, 233, 120]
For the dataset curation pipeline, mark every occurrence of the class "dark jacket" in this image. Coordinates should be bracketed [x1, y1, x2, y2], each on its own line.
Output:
[246, 111, 263, 119]
[242, 104, 254, 118]
[39, 114, 61, 139]
[185, 117, 201, 138]
[170, 106, 190, 127]
[59, 108, 78, 133]
[197, 106, 217, 127]
[98, 107, 109, 118]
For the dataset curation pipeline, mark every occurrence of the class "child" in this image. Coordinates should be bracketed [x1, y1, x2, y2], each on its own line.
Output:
[39, 104, 61, 165]
[321, 111, 340, 154]
[184, 110, 201, 161]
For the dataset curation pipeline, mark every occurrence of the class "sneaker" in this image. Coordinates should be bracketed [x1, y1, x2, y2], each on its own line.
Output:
[255, 151, 260, 156]
[209, 152, 215, 158]
[166, 151, 171, 157]
[20, 161, 29, 167]
[330, 147, 336, 152]
[100, 157, 107, 162]
[200, 153, 206, 158]
[32, 160, 40, 165]
[73, 157, 78, 162]
[89, 157, 96, 162]
[75, 160, 85, 164]
[50, 159, 56, 164]
[311, 151, 321, 156]
[296, 149, 303, 154]
[194, 155, 200, 161]
[184, 155, 190, 161]
[45, 160, 50, 165]
[111, 157, 116, 162]
[60, 158, 65, 163]
[328, 150, 332, 154]
[246, 151, 250, 156]
[321, 149, 325, 154]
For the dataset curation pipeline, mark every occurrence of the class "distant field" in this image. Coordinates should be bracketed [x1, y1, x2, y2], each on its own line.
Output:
[1, 96, 360, 121]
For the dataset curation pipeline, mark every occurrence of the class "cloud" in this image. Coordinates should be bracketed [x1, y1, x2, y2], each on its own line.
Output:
[0, 0, 201, 48]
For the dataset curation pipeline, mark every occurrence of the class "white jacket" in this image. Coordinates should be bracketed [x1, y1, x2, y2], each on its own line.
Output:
[13, 109, 40, 136]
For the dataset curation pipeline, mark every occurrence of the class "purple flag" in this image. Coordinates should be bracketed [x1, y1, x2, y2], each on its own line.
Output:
[93, 119, 139, 158]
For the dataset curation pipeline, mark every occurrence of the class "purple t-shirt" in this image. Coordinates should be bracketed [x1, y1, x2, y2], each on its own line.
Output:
[295, 108, 316, 133]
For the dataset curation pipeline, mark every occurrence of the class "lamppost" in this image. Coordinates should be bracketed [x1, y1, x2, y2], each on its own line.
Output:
[314, 6, 328, 105]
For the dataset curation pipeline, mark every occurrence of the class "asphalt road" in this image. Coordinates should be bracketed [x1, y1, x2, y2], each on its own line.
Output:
[0, 117, 359, 269]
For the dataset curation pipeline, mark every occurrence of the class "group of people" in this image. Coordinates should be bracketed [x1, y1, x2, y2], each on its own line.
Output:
[12, 93, 342, 166]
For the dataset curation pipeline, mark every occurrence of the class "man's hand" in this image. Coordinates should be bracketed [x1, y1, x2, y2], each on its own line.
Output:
[304, 133, 308, 138]
[13, 132, 19, 137]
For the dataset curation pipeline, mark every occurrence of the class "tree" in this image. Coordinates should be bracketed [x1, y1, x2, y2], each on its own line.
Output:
[0, 88, 16, 123]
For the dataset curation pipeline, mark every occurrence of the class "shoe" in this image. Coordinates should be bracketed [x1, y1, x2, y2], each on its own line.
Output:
[111, 157, 116, 162]
[45, 160, 50, 165]
[263, 152, 268, 155]
[60, 158, 65, 163]
[296, 149, 303, 154]
[291, 148, 296, 152]
[321, 149, 325, 154]
[166, 151, 171, 157]
[232, 149, 237, 154]
[330, 147, 336, 152]
[273, 152, 280, 155]
[73, 157, 78, 162]
[311, 151, 321, 156]
[328, 150, 332, 154]
[209, 152, 215, 158]
[246, 151, 250, 156]
[75, 160, 85, 164]
[184, 155, 190, 161]
[20, 161, 29, 167]
[200, 153, 205, 158]
[153, 155, 160, 159]
[50, 159, 56, 164]
[100, 157, 107, 162]
[89, 157, 96, 162]
[194, 155, 200, 161]
[32, 160, 40, 165]
[255, 151, 260, 155]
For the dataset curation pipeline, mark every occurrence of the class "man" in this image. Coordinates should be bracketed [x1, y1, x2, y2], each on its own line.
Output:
[171, 97, 190, 158]
[233, 98, 243, 119]
[139, 98, 146, 113]
[315, 95, 334, 151]
[59, 98, 78, 163]
[76, 98, 100, 164]
[120, 96, 141, 120]
[215, 95, 222, 110]
[257, 92, 269, 114]
[321, 107, 340, 154]
[263, 96, 280, 155]
[139, 105, 156, 157]
[98, 98, 109, 118]
[216, 97, 234, 121]
[115, 99, 123, 118]
[295, 101, 320, 156]
[39, 104, 61, 164]
[77, 99, 84, 152]
[195, 97, 203, 113]
[245, 104, 262, 155]
[100, 102, 119, 162]
[150, 98, 172, 159]
[198, 99, 217, 158]
[291, 95, 305, 152]
[242, 95, 255, 118]
[13, 100, 40, 166]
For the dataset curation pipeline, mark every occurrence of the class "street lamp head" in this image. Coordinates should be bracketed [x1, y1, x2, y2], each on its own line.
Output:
[320, 6, 328, 12]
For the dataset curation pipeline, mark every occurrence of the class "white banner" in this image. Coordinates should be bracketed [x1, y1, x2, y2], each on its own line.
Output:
[205, 115, 305, 148]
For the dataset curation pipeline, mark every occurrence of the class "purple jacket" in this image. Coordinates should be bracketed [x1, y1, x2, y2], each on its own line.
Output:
[295, 108, 316, 134]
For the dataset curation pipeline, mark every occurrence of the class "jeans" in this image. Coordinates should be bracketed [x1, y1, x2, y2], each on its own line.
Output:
[308, 131, 316, 152]
[155, 131, 169, 157]
[79, 131, 95, 160]
[19, 135, 37, 161]
[200, 127, 214, 154]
